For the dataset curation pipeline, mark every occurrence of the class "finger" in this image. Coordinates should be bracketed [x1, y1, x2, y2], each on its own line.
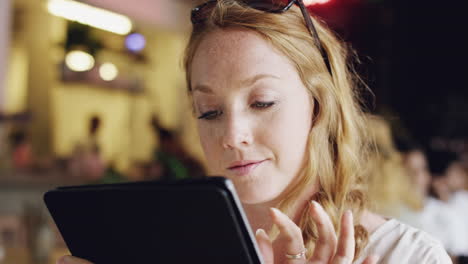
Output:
[309, 201, 338, 263]
[57, 255, 93, 264]
[332, 210, 355, 264]
[270, 208, 307, 263]
[362, 255, 380, 264]
[255, 228, 275, 264]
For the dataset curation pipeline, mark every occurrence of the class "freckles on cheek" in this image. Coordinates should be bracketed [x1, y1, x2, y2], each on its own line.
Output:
[199, 132, 214, 156]
[199, 129, 222, 173]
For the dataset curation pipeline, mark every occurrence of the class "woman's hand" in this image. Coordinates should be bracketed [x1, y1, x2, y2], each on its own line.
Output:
[255, 201, 379, 264]
[56, 255, 93, 264]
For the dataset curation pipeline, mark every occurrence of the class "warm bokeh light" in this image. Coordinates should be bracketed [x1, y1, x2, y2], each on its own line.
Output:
[99, 63, 119, 81]
[47, 0, 133, 35]
[304, 0, 330, 5]
[65, 50, 95, 72]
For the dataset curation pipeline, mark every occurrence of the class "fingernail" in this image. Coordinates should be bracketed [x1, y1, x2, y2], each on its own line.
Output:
[255, 228, 270, 242]
[310, 200, 321, 210]
[256, 228, 267, 237]
[270, 207, 282, 216]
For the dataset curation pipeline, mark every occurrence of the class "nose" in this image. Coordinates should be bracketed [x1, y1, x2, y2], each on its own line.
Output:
[221, 113, 253, 150]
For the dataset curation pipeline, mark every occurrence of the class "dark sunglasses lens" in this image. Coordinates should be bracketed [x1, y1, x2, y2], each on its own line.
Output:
[191, 1, 217, 24]
[240, 0, 291, 11]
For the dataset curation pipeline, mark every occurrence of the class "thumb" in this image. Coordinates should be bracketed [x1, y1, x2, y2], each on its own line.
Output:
[255, 229, 274, 264]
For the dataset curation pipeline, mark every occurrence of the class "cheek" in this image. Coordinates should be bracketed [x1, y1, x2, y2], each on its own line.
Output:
[265, 102, 312, 168]
[197, 124, 222, 173]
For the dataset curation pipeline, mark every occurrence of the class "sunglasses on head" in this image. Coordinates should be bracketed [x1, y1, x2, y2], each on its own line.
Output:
[191, 0, 332, 76]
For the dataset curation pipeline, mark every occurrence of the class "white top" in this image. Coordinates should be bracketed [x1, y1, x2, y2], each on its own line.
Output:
[354, 219, 452, 264]
[398, 197, 468, 256]
[448, 191, 468, 232]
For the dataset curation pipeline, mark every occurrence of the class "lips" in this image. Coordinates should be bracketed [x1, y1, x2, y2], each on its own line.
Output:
[227, 160, 266, 176]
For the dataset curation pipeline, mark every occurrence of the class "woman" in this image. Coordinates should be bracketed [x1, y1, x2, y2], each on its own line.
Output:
[58, 0, 450, 263]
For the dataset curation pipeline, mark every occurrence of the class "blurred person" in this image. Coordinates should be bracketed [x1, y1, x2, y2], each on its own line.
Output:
[58, 1, 451, 263]
[126, 161, 148, 182]
[23, 203, 55, 264]
[446, 157, 468, 193]
[0, 122, 8, 170]
[428, 150, 468, 263]
[365, 115, 421, 218]
[459, 143, 468, 182]
[428, 150, 468, 204]
[399, 144, 468, 261]
[77, 115, 102, 154]
[8, 128, 33, 170]
[97, 162, 126, 184]
[150, 115, 205, 180]
[68, 115, 105, 182]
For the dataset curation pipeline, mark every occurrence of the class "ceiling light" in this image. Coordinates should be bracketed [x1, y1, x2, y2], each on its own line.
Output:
[47, 0, 132, 35]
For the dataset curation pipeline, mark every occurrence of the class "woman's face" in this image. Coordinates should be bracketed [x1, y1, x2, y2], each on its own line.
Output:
[190, 28, 313, 204]
[404, 151, 430, 197]
[446, 162, 467, 191]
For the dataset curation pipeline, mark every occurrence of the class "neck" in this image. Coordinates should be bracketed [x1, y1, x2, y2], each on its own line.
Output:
[242, 183, 318, 232]
[243, 201, 276, 232]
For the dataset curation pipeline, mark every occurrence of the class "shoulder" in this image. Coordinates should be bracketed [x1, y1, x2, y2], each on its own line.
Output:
[356, 219, 452, 264]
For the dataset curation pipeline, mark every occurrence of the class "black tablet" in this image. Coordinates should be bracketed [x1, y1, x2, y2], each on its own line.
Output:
[44, 176, 263, 264]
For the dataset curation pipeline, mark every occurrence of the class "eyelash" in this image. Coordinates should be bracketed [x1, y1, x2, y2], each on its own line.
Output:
[252, 101, 275, 108]
[197, 110, 221, 120]
[197, 101, 276, 120]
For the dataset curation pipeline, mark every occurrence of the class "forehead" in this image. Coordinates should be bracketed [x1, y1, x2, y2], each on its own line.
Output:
[190, 28, 297, 88]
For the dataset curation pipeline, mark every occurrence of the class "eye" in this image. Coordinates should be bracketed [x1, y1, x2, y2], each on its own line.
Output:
[251, 101, 275, 109]
[197, 110, 222, 120]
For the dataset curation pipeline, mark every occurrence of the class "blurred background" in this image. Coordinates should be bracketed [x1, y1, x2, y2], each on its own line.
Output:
[0, 0, 466, 263]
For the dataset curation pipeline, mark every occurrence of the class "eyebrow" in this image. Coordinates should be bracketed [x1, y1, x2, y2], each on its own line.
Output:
[192, 74, 281, 94]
